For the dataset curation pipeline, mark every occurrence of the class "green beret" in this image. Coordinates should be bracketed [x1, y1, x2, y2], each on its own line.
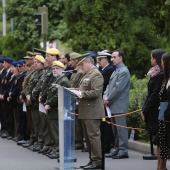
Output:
[70, 52, 82, 60]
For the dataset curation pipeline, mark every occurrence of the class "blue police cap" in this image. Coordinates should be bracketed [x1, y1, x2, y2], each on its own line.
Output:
[85, 51, 97, 59]
[17, 59, 25, 65]
[0, 57, 4, 63]
[12, 61, 19, 67]
[4, 57, 14, 64]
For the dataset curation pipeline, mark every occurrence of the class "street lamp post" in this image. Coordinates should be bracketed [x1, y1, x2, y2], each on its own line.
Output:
[2, 0, 6, 36]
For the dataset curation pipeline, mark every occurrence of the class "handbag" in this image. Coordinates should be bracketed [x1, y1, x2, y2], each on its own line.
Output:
[158, 102, 168, 120]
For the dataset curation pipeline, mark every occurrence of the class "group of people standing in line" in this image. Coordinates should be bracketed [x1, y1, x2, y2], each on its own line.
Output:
[0, 48, 131, 169]
[141, 49, 170, 170]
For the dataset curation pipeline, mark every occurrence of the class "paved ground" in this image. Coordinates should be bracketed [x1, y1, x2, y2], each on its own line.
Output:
[0, 137, 170, 170]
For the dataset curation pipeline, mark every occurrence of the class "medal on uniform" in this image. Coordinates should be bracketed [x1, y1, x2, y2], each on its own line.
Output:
[15, 79, 18, 85]
[4, 79, 7, 84]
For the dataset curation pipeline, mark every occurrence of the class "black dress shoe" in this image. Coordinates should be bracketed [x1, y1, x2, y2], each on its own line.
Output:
[29, 143, 38, 150]
[46, 150, 55, 157]
[17, 140, 27, 145]
[31, 146, 40, 152]
[112, 154, 129, 159]
[7, 136, 13, 140]
[22, 142, 33, 148]
[42, 148, 52, 155]
[80, 162, 91, 168]
[32, 145, 43, 152]
[12, 137, 18, 142]
[75, 144, 84, 150]
[0, 131, 5, 135]
[82, 147, 88, 152]
[83, 164, 102, 169]
[1, 132, 10, 138]
[38, 146, 50, 154]
[48, 152, 59, 159]
[105, 151, 118, 158]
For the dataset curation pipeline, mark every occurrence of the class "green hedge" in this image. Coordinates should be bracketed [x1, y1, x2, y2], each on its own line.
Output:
[127, 75, 150, 141]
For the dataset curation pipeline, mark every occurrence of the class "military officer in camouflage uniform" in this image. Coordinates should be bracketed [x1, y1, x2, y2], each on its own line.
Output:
[43, 61, 70, 159]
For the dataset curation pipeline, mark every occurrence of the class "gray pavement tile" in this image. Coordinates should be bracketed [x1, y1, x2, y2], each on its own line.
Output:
[0, 138, 170, 170]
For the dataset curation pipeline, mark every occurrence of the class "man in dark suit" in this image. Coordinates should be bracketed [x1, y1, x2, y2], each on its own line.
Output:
[103, 50, 130, 159]
[0, 57, 6, 135]
[97, 51, 115, 154]
[0, 57, 14, 138]
[9, 60, 27, 141]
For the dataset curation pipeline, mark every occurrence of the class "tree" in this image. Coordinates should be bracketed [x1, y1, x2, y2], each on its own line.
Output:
[5, 0, 64, 50]
[61, 0, 166, 77]
[5, 0, 170, 77]
[0, 32, 27, 60]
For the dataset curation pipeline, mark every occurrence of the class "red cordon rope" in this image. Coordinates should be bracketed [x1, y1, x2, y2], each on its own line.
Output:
[105, 109, 142, 118]
[107, 121, 145, 131]
[71, 108, 145, 131]
[72, 109, 142, 117]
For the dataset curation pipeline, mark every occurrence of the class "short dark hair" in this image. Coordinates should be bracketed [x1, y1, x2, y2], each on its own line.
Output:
[65, 52, 72, 62]
[113, 50, 124, 62]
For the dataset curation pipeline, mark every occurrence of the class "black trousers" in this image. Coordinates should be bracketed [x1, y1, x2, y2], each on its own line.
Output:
[1, 100, 12, 133]
[17, 103, 28, 140]
[100, 116, 114, 153]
